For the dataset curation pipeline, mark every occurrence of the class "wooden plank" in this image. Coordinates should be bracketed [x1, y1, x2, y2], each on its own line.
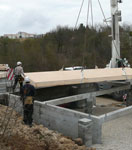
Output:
[25, 68, 132, 88]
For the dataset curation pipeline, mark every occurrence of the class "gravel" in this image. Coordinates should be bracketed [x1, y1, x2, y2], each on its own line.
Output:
[93, 113, 132, 150]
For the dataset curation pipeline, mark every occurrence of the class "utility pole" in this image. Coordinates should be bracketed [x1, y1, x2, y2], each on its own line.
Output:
[110, 0, 122, 68]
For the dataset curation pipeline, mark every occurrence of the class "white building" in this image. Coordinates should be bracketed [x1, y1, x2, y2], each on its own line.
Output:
[3, 32, 36, 39]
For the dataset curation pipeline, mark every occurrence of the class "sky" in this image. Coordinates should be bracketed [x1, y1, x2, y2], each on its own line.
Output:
[0, 0, 132, 35]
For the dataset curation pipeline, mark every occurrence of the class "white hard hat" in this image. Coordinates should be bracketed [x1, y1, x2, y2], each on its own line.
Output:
[124, 58, 126, 61]
[25, 76, 30, 83]
[17, 61, 22, 66]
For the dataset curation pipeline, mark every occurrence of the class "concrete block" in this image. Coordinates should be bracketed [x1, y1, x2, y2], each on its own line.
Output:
[91, 117, 102, 144]
[76, 94, 95, 114]
[78, 118, 93, 147]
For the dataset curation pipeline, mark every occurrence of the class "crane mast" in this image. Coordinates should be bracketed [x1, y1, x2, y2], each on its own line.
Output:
[110, 0, 122, 68]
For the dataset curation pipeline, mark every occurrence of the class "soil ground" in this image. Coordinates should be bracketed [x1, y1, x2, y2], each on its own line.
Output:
[93, 96, 125, 116]
[73, 96, 125, 116]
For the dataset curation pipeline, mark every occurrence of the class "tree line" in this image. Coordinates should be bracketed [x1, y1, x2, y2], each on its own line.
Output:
[0, 23, 132, 72]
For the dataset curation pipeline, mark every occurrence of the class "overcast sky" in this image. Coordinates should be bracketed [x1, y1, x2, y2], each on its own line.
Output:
[0, 0, 131, 35]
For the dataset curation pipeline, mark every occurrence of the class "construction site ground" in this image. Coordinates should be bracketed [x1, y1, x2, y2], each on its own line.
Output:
[0, 104, 94, 150]
[73, 96, 124, 116]
[71, 95, 132, 150]
[0, 96, 131, 150]
[93, 96, 124, 116]
[93, 113, 132, 150]
[93, 96, 132, 150]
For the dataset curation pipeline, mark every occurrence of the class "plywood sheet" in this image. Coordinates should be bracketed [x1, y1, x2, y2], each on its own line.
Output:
[25, 68, 132, 88]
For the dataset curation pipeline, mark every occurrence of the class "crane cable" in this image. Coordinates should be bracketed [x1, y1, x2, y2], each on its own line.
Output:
[74, 0, 94, 82]
[74, 0, 95, 79]
[81, 0, 94, 82]
[97, 0, 120, 59]
[75, 0, 85, 29]
[82, 0, 94, 67]
[86, 0, 94, 28]
[90, 0, 94, 27]
[75, 0, 120, 61]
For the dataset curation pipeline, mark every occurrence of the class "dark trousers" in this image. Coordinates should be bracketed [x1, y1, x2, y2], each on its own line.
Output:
[13, 75, 23, 93]
[23, 104, 33, 125]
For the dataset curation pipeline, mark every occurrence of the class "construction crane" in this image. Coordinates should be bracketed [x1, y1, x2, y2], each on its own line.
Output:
[109, 0, 130, 68]
[94, 0, 131, 101]
[110, 0, 121, 67]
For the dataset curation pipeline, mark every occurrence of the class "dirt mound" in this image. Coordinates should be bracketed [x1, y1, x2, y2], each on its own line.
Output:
[0, 104, 94, 150]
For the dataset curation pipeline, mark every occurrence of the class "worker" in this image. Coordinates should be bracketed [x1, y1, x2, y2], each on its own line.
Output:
[22, 76, 35, 127]
[117, 58, 124, 68]
[13, 61, 25, 93]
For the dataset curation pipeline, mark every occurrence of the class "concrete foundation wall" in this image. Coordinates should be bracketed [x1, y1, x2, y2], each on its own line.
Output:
[1, 93, 132, 146]
[99, 105, 132, 123]
[34, 101, 91, 138]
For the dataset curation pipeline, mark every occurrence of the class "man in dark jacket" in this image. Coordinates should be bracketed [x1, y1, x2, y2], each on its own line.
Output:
[22, 76, 35, 127]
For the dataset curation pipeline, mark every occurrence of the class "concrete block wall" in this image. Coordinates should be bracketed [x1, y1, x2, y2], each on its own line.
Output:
[34, 101, 103, 145]
[1, 93, 132, 146]
[0, 94, 105, 145]
[8, 96, 132, 145]
[34, 102, 92, 139]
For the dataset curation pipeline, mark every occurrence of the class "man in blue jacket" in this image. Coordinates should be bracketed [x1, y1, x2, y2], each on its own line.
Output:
[22, 76, 35, 127]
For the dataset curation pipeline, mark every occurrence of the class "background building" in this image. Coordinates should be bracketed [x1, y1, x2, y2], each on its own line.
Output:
[3, 32, 37, 39]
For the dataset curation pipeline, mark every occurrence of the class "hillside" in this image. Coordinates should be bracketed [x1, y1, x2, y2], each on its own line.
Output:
[0, 24, 131, 72]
